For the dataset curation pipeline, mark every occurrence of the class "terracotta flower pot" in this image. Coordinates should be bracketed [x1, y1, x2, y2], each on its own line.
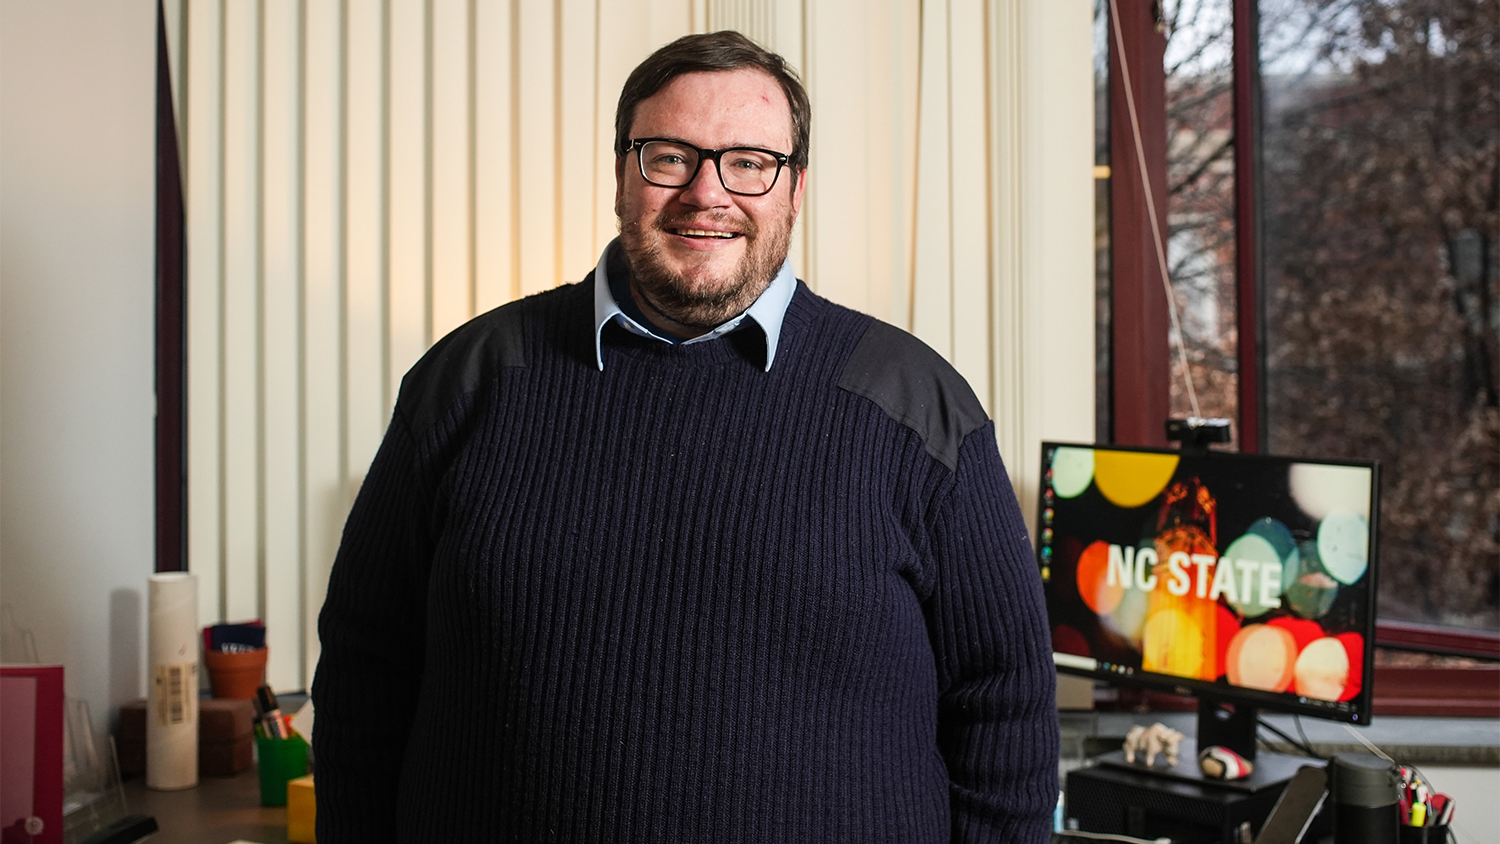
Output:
[204, 646, 268, 699]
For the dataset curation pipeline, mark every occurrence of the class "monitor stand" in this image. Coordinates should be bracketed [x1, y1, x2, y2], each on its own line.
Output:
[1197, 697, 1262, 763]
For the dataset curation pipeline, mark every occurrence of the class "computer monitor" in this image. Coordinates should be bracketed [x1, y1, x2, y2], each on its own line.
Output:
[1037, 442, 1380, 760]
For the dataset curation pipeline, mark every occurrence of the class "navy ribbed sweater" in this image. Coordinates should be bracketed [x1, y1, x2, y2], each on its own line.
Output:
[312, 276, 1059, 843]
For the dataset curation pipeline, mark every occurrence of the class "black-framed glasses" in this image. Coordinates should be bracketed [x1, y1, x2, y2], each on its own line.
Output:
[628, 138, 790, 197]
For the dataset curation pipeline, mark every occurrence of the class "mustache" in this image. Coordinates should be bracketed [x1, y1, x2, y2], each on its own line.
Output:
[656, 210, 757, 237]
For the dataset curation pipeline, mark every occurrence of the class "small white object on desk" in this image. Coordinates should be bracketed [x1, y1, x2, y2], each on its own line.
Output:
[1123, 722, 1185, 768]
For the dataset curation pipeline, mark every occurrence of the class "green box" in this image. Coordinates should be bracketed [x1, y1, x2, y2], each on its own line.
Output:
[255, 734, 310, 807]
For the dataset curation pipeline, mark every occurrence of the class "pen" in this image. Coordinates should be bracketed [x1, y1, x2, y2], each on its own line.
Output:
[1427, 794, 1447, 823]
[1428, 797, 1452, 827]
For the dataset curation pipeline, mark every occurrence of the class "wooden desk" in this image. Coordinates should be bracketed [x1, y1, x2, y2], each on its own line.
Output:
[119, 769, 288, 844]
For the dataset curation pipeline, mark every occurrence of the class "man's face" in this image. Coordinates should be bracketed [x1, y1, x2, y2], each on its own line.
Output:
[615, 69, 807, 337]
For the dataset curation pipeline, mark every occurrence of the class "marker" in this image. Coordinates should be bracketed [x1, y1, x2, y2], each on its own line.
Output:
[1409, 802, 1427, 827]
[255, 685, 288, 739]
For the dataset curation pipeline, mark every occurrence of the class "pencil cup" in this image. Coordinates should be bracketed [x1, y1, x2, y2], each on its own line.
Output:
[256, 733, 310, 807]
[205, 646, 268, 699]
[1398, 826, 1448, 844]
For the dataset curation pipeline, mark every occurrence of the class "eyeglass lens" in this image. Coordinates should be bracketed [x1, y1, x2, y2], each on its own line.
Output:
[638, 140, 781, 196]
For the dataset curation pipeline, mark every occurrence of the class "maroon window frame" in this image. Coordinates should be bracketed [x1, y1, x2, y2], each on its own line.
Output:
[156, 0, 186, 574]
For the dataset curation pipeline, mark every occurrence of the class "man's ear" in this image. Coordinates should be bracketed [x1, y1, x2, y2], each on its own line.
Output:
[790, 167, 808, 217]
[614, 155, 626, 218]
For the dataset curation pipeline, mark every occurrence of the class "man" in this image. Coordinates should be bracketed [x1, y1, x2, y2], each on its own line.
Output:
[313, 30, 1058, 843]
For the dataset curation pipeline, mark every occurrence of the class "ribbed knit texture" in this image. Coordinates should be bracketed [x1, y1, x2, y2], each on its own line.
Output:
[313, 278, 1059, 843]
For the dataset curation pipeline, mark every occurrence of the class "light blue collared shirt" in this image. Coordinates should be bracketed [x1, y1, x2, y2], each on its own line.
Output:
[591, 238, 797, 372]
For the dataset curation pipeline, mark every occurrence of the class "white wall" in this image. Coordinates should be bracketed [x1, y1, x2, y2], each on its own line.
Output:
[1421, 765, 1499, 844]
[0, 0, 157, 739]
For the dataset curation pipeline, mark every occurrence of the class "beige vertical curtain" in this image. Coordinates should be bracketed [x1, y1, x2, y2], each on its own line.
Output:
[163, 0, 1095, 691]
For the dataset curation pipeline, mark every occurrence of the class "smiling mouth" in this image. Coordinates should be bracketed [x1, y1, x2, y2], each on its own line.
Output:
[670, 227, 741, 240]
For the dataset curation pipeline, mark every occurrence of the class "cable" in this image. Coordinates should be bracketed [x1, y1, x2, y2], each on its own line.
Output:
[1257, 716, 1322, 759]
[1341, 723, 1395, 764]
[1293, 714, 1314, 755]
[1106, 0, 1202, 419]
[1053, 832, 1172, 844]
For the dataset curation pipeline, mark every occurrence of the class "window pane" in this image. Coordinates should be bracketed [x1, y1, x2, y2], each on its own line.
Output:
[1260, 0, 1499, 633]
[1166, 0, 1240, 444]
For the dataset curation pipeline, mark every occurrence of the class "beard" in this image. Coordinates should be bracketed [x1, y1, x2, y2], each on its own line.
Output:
[618, 205, 795, 333]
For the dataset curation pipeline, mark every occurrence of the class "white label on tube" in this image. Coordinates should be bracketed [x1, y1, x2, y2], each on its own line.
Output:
[155, 663, 197, 726]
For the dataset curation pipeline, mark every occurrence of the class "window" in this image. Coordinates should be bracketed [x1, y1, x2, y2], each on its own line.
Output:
[1095, 0, 1498, 701]
[1259, 0, 1498, 638]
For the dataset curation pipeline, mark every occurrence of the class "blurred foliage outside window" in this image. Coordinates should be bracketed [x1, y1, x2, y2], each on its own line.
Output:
[1097, 0, 1498, 636]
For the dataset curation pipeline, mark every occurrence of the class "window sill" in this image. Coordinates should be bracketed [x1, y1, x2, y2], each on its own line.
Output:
[1373, 664, 1500, 718]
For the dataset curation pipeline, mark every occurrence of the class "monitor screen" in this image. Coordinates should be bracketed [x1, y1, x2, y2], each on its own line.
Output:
[1037, 442, 1380, 725]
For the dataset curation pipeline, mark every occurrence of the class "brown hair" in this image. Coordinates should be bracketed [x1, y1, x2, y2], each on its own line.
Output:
[614, 30, 811, 174]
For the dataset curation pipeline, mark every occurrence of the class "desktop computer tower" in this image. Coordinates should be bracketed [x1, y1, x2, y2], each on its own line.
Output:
[1065, 751, 1330, 844]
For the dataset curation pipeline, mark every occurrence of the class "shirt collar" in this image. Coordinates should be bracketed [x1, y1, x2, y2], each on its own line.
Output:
[591, 238, 796, 372]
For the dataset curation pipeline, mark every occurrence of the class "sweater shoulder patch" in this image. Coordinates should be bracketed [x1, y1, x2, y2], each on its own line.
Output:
[837, 320, 988, 472]
[397, 297, 530, 437]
